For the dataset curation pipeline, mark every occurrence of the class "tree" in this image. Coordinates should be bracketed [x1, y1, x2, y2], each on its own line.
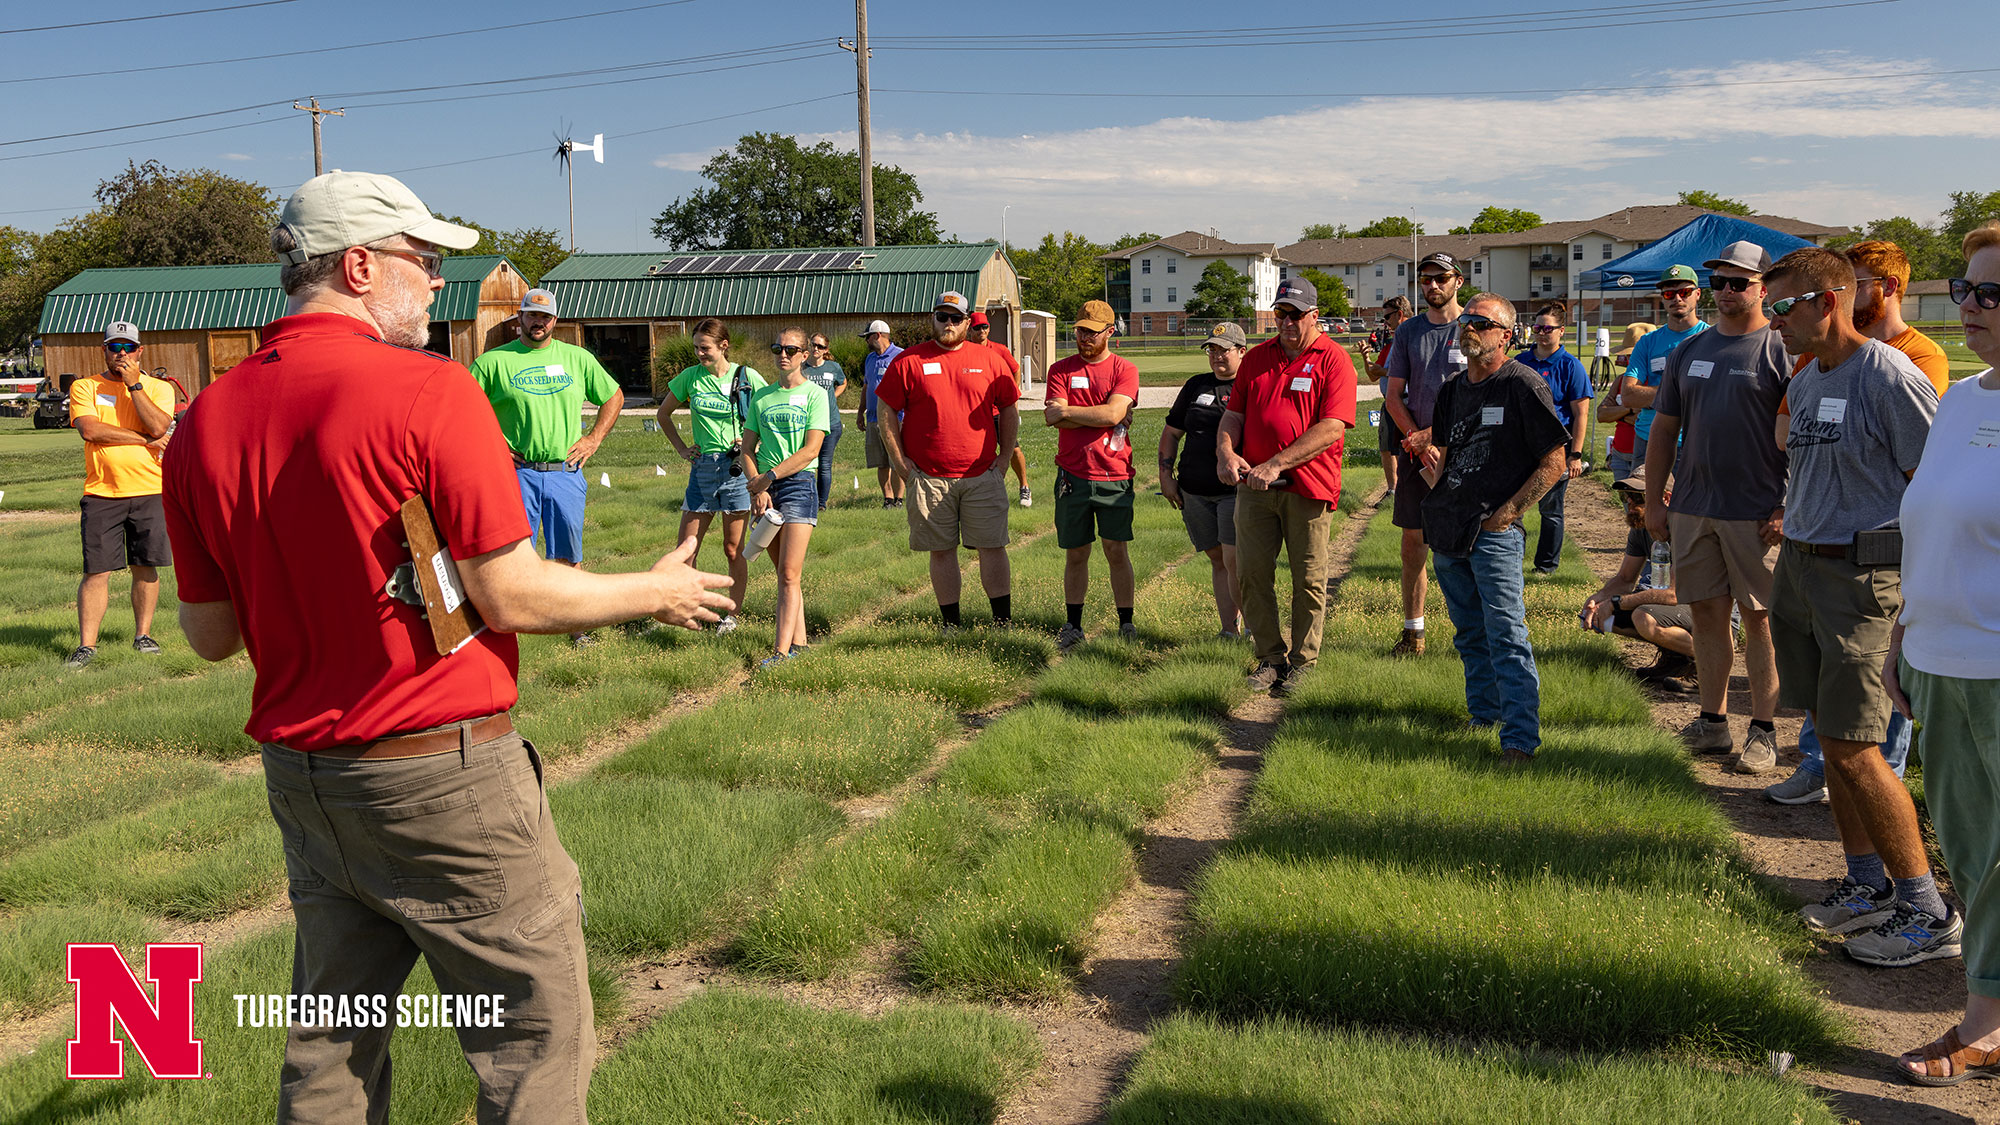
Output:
[1940, 190, 2000, 278]
[1183, 260, 1252, 321]
[1350, 216, 1423, 239]
[1828, 216, 1947, 281]
[1677, 190, 1753, 216]
[1448, 206, 1542, 235]
[1012, 231, 1106, 322]
[1298, 268, 1351, 317]
[650, 132, 942, 250]
[1107, 232, 1162, 252]
[1298, 222, 1346, 242]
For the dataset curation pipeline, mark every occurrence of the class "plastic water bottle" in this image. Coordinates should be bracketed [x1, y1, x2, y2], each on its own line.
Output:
[743, 508, 784, 561]
[1106, 422, 1128, 452]
[1649, 539, 1672, 590]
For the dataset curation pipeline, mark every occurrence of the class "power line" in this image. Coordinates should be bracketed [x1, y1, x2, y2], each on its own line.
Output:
[1, 0, 299, 35]
[0, 116, 293, 163]
[2, 100, 287, 147]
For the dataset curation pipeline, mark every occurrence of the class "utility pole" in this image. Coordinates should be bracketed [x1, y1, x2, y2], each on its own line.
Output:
[839, 1, 875, 247]
[293, 98, 344, 176]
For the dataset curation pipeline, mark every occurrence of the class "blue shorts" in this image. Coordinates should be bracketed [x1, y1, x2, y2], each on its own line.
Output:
[770, 472, 819, 526]
[684, 450, 752, 513]
[517, 464, 586, 562]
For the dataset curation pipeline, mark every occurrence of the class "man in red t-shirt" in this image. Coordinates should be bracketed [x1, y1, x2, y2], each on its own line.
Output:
[1217, 276, 1358, 696]
[969, 310, 1033, 507]
[875, 290, 1021, 628]
[162, 171, 732, 1123]
[1044, 299, 1141, 649]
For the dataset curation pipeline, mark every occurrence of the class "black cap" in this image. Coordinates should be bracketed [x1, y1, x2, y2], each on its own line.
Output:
[1418, 252, 1460, 274]
[1274, 277, 1318, 311]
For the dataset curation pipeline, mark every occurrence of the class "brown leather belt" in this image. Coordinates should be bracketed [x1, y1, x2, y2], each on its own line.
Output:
[311, 713, 515, 760]
[1784, 537, 1848, 559]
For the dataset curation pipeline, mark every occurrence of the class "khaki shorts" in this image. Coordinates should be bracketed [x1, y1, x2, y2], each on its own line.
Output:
[1667, 511, 1776, 608]
[1770, 547, 1900, 743]
[864, 425, 890, 469]
[907, 463, 1010, 551]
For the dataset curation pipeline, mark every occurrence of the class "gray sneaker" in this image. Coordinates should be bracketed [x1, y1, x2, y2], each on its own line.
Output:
[63, 645, 96, 669]
[1269, 665, 1301, 699]
[132, 634, 162, 655]
[1765, 763, 1828, 805]
[1678, 715, 1733, 753]
[1247, 662, 1287, 693]
[1118, 621, 1138, 642]
[1057, 623, 1086, 651]
[714, 614, 739, 635]
[1844, 902, 1964, 967]
[1801, 875, 1897, 935]
[1735, 725, 1779, 774]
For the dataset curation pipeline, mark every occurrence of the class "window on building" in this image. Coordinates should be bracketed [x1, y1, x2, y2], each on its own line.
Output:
[1166, 259, 1177, 274]
[1142, 315, 1153, 334]
[1141, 259, 1152, 274]
[1375, 288, 1384, 301]
[1572, 244, 1584, 261]
[1142, 287, 1153, 303]
[1279, 266, 1288, 280]
[1541, 276, 1554, 294]
[1396, 263, 1406, 277]
[1375, 264, 1383, 277]
[1167, 287, 1177, 303]
[1473, 260, 1483, 275]
[1166, 316, 1177, 333]
[1602, 242, 1613, 260]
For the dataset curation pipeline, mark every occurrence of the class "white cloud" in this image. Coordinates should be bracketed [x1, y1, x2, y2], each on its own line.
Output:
[221, 153, 253, 161]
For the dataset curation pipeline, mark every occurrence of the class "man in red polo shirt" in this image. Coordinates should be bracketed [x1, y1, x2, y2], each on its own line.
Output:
[1045, 299, 1141, 649]
[161, 171, 733, 1124]
[876, 290, 1021, 628]
[1217, 276, 1358, 696]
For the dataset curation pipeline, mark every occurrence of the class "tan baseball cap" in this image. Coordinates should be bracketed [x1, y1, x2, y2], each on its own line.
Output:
[276, 171, 479, 264]
[1076, 300, 1116, 333]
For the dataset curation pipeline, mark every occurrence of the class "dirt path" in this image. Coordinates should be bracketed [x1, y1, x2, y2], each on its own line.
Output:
[1562, 475, 1998, 1125]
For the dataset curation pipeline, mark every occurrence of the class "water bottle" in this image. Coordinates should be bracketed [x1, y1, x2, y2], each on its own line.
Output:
[1649, 539, 1672, 590]
[1106, 422, 1128, 452]
[743, 508, 784, 561]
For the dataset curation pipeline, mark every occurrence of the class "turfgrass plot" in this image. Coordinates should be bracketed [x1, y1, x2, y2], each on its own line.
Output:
[755, 624, 1052, 710]
[938, 704, 1218, 835]
[12, 662, 257, 758]
[0, 904, 161, 1020]
[0, 743, 219, 860]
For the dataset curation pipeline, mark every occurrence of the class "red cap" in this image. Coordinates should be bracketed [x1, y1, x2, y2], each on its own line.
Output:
[969, 311, 990, 328]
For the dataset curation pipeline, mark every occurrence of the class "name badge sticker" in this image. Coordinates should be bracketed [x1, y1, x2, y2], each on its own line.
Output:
[922, 362, 943, 375]
[1688, 360, 1715, 379]
[1481, 406, 1505, 426]
[1973, 420, 2000, 447]
[1289, 376, 1313, 392]
[1650, 357, 1666, 373]
[95, 393, 117, 407]
[790, 393, 809, 407]
[1070, 375, 1089, 389]
[1194, 393, 1215, 406]
[1447, 349, 1465, 367]
[1816, 398, 1847, 424]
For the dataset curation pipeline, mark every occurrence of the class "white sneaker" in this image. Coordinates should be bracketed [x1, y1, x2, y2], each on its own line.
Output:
[1019, 486, 1033, 508]
[714, 614, 739, 635]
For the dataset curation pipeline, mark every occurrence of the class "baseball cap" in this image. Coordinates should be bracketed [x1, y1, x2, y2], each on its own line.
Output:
[1614, 322, 1655, 358]
[1273, 277, 1318, 311]
[276, 171, 479, 264]
[969, 311, 990, 328]
[1418, 252, 1460, 274]
[103, 321, 141, 345]
[1076, 300, 1116, 333]
[1656, 265, 1699, 288]
[860, 319, 892, 338]
[520, 288, 559, 317]
[1702, 240, 1772, 275]
[935, 291, 970, 315]
[1203, 323, 1248, 350]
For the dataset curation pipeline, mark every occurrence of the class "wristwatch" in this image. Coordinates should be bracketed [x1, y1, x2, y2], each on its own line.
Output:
[1610, 595, 1624, 611]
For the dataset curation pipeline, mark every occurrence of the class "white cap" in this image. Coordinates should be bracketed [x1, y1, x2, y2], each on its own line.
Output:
[860, 319, 892, 338]
[520, 288, 558, 317]
[104, 321, 141, 345]
[276, 171, 479, 264]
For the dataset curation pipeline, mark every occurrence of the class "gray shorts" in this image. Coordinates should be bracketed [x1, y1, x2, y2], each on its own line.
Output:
[864, 425, 889, 469]
[1180, 490, 1236, 552]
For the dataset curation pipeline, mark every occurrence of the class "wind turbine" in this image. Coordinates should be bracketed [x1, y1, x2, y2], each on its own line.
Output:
[554, 128, 604, 252]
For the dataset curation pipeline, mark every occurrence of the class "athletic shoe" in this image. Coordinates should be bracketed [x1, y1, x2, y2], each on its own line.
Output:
[1765, 764, 1829, 805]
[1635, 651, 1694, 681]
[569, 631, 597, 649]
[1678, 715, 1733, 753]
[1216, 630, 1242, 641]
[1019, 487, 1033, 508]
[1247, 662, 1287, 693]
[789, 643, 811, 656]
[1057, 624, 1085, 651]
[1657, 672, 1698, 696]
[1390, 627, 1425, 657]
[715, 615, 740, 635]
[1269, 665, 1300, 699]
[1801, 876, 1898, 935]
[1501, 747, 1535, 767]
[1532, 566, 1558, 577]
[63, 645, 95, 669]
[755, 652, 792, 671]
[132, 634, 162, 655]
[1118, 621, 1138, 642]
[881, 497, 896, 508]
[1845, 902, 1964, 967]
[1735, 725, 1780, 775]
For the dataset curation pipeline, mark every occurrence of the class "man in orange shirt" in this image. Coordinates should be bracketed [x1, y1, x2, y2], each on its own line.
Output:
[66, 321, 176, 668]
[969, 311, 1033, 508]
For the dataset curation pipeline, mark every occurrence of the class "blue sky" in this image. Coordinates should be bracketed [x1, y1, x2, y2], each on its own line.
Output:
[4, 0, 1994, 251]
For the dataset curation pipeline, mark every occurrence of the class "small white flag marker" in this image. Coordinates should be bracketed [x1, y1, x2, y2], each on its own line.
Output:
[853, 475, 859, 490]
[599, 472, 611, 488]
[656, 465, 667, 476]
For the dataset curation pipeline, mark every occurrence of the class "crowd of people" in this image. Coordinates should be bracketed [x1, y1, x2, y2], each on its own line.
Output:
[48, 166, 2000, 1110]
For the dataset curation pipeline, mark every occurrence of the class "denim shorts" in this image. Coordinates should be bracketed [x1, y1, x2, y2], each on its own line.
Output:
[684, 450, 751, 513]
[770, 472, 819, 527]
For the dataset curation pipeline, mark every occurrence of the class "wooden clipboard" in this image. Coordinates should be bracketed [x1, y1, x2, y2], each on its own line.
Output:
[399, 495, 485, 655]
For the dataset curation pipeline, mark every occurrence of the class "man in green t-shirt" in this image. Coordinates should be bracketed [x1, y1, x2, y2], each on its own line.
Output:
[470, 289, 623, 637]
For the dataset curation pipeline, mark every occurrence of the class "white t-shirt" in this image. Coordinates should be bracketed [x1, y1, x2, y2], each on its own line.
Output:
[1898, 371, 2000, 679]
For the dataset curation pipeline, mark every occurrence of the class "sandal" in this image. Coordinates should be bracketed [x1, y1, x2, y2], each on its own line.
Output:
[1899, 1026, 2000, 1087]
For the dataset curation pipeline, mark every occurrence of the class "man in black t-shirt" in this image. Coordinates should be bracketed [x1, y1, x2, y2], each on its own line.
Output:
[1161, 322, 1246, 637]
[1410, 296, 1569, 764]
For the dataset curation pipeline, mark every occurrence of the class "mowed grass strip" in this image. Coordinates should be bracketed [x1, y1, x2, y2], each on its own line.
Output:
[1107, 1015, 1840, 1125]
[600, 689, 959, 799]
[755, 624, 1053, 711]
[511, 629, 747, 761]
[11, 662, 259, 759]
[0, 743, 218, 860]
[0, 904, 162, 1020]
[0, 776, 279, 919]
[1032, 640, 1248, 720]
[587, 988, 1038, 1124]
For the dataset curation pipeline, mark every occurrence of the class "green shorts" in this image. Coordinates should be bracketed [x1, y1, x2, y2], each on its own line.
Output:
[1054, 469, 1134, 549]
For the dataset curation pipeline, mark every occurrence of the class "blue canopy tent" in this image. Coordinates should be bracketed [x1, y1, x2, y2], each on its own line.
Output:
[1578, 213, 1814, 291]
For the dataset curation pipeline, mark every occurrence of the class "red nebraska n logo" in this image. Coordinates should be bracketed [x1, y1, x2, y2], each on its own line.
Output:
[66, 943, 204, 1080]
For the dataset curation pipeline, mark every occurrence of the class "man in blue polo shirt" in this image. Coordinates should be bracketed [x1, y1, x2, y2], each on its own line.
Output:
[1618, 264, 1708, 467]
[858, 319, 905, 508]
[1514, 301, 1593, 573]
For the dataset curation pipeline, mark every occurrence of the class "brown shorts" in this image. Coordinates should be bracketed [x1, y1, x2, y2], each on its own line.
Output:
[1667, 511, 1776, 608]
[907, 462, 1010, 551]
[1770, 547, 1900, 743]
[865, 425, 890, 469]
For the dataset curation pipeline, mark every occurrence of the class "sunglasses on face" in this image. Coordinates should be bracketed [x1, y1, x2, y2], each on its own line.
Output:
[1417, 273, 1452, 287]
[1764, 287, 1845, 318]
[1709, 276, 1755, 293]
[1274, 307, 1314, 323]
[1455, 313, 1506, 332]
[770, 344, 805, 357]
[1950, 278, 2000, 310]
[1658, 286, 1697, 300]
[104, 342, 140, 354]
[933, 311, 966, 324]
[1532, 324, 1562, 333]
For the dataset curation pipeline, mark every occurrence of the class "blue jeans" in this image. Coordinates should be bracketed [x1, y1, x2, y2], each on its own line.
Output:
[815, 427, 842, 510]
[1606, 450, 1636, 483]
[1796, 711, 1911, 780]
[1534, 476, 1568, 572]
[1434, 525, 1543, 753]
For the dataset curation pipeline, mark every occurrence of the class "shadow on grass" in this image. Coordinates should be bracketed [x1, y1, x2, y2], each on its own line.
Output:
[0, 623, 71, 658]
[11, 1081, 157, 1125]
[1110, 1089, 1330, 1125]
[872, 1075, 1003, 1124]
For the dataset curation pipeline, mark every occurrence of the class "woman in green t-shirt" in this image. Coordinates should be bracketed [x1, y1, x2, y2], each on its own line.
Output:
[742, 327, 829, 667]
[656, 317, 766, 633]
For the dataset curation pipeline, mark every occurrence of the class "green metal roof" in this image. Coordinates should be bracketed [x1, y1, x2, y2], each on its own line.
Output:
[38, 256, 517, 334]
[540, 243, 1004, 320]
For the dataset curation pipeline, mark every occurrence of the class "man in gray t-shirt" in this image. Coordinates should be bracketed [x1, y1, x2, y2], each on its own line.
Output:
[1382, 252, 1470, 658]
[1654, 327, 1792, 521]
[1783, 339, 1937, 543]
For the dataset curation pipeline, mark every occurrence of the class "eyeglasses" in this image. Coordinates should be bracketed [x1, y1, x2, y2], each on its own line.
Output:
[933, 311, 966, 324]
[1416, 273, 1453, 287]
[104, 342, 140, 354]
[1764, 287, 1845, 318]
[1274, 307, 1314, 323]
[770, 344, 805, 357]
[1456, 313, 1507, 332]
[1532, 324, 1562, 334]
[810, 341, 829, 350]
[1658, 286, 1697, 300]
[370, 244, 444, 279]
[1950, 278, 2000, 310]
[1709, 276, 1755, 293]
